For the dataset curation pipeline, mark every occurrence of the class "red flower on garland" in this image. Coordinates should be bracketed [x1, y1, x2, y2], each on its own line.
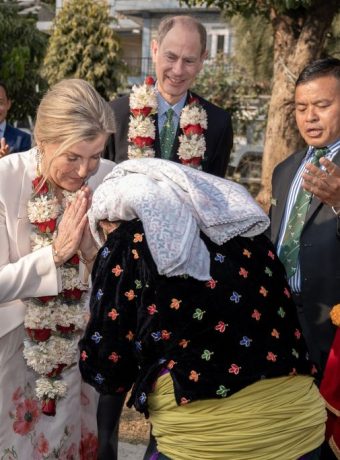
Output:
[32, 176, 49, 195]
[34, 218, 57, 234]
[56, 324, 75, 334]
[131, 136, 154, 147]
[26, 327, 52, 342]
[63, 287, 83, 300]
[46, 363, 67, 378]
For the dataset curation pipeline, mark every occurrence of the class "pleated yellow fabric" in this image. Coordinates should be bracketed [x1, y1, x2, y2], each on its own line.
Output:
[148, 374, 326, 460]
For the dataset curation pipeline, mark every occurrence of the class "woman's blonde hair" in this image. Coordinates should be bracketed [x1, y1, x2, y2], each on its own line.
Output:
[34, 78, 115, 160]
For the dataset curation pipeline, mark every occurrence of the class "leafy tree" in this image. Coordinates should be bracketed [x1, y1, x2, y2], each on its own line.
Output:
[231, 15, 273, 85]
[193, 54, 269, 143]
[43, 0, 126, 99]
[0, 1, 47, 123]
[182, 0, 340, 209]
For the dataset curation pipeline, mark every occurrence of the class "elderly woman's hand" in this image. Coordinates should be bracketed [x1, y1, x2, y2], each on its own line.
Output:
[52, 190, 90, 266]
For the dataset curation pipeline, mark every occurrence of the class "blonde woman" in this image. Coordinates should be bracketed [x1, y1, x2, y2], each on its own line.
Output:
[0, 79, 114, 458]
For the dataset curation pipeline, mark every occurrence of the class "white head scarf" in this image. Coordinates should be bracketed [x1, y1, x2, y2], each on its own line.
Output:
[88, 158, 269, 281]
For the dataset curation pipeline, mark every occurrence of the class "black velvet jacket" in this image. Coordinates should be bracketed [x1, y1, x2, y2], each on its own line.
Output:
[79, 220, 317, 415]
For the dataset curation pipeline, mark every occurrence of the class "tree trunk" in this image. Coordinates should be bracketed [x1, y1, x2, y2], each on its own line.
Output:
[257, 0, 338, 212]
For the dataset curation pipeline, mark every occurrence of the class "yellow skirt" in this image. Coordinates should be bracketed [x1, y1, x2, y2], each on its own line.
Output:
[148, 374, 326, 460]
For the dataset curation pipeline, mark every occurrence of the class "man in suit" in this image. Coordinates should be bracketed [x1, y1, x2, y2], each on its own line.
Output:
[269, 57, 340, 459]
[0, 81, 31, 158]
[105, 15, 233, 178]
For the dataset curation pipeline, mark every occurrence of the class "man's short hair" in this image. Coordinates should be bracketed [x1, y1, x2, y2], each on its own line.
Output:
[296, 57, 340, 87]
[0, 81, 9, 99]
[157, 15, 207, 56]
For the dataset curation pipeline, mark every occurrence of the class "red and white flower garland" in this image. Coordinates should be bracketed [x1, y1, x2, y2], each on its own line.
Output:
[23, 164, 88, 416]
[128, 76, 208, 168]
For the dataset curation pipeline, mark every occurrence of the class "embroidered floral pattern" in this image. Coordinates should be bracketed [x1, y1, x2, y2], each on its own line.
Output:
[79, 220, 318, 416]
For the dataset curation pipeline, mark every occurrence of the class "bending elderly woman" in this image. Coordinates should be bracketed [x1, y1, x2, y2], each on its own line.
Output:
[0, 79, 114, 458]
[80, 159, 326, 460]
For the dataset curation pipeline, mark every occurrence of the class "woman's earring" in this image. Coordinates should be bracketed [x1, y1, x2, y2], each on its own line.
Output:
[35, 146, 43, 176]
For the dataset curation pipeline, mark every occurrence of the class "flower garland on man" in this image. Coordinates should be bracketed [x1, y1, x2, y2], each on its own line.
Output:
[23, 171, 88, 416]
[128, 77, 208, 169]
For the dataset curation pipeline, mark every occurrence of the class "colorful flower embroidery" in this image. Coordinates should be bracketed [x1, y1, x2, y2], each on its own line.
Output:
[170, 298, 182, 310]
[266, 352, 277, 362]
[239, 336, 252, 347]
[91, 332, 103, 344]
[80, 351, 88, 361]
[147, 304, 158, 315]
[112, 265, 123, 277]
[131, 249, 139, 260]
[214, 321, 228, 333]
[179, 339, 190, 348]
[294, 329, 301, 339]
[259, 286, 268, 297]
[161, 330, 171, 340]
[268, 250, 275, 259]
[230, 291, 241, 303]
[133, 233, 144, 243]
[277, 307, 286, 318]
[205, 278, 217, 289]
[216, 385, 230, 397]
[189, 370, 200, 382]
[108, 352, 120, 363]
[108, 308, 119, 320]
[251, 309, 262, 320]
[124, 290, 136, 301]
[215, 253, 225, 263]
[243, 249, 251, 258]
[228, 364, 241, 375]
[264, 267, 273, 277]
[271, 328, 280, 339]
[193, 308, 206, 320]
[201, 349, 214, 361]
[239, 267, 248, 278]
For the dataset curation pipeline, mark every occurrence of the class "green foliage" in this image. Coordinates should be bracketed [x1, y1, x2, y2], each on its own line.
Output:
[231, 15, 273, 84]
[43, 0, 126, 99]
[181, 0, 315, 17]
[192, 55, 269, 141]
[325, 13, 340, 57]
[0, 1, 48, 123]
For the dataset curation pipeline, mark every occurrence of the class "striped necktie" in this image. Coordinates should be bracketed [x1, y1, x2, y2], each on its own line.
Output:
[279, 148, 327, 278]
[160, 108, 176, 160]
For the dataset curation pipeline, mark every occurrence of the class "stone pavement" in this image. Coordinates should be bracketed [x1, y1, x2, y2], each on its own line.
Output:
[118, 441, 147, 459]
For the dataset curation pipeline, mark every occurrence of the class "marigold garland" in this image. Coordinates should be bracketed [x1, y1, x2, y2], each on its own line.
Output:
[330, 304, 340, 327]
[23, 160, 88, 416]
[128, 77, 208, 169]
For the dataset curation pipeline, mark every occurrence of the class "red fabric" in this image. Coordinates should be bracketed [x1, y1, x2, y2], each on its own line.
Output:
[320, 329, 340, 458]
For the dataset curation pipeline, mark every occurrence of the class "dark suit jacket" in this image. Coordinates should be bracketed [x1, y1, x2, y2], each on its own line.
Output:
[269, 148, 340, 370]
[105, 92, 233, 178]
[4, 123, 31, 154]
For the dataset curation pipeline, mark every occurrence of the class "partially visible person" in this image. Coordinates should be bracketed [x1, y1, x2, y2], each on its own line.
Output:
[269, 57, 340, 374]
[105, 15, 233, 178]
[80, 158, 326, 460]
[0, 81, 31, 157]
[0, 78, 115, 458]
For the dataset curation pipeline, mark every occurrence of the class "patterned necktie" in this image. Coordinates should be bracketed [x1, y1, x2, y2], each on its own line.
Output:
[279, 148, 327, 278]
[160, 108, 176, 160]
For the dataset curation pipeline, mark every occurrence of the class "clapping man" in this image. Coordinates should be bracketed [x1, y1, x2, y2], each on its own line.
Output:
[0, 82, 31, 158]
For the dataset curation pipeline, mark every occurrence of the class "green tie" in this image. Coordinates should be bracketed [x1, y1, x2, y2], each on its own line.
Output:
[160, 108, 176, 160]
[279, 148, 327, 278]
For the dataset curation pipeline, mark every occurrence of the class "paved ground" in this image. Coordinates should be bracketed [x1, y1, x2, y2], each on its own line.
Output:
[118, 441, 147, 459]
